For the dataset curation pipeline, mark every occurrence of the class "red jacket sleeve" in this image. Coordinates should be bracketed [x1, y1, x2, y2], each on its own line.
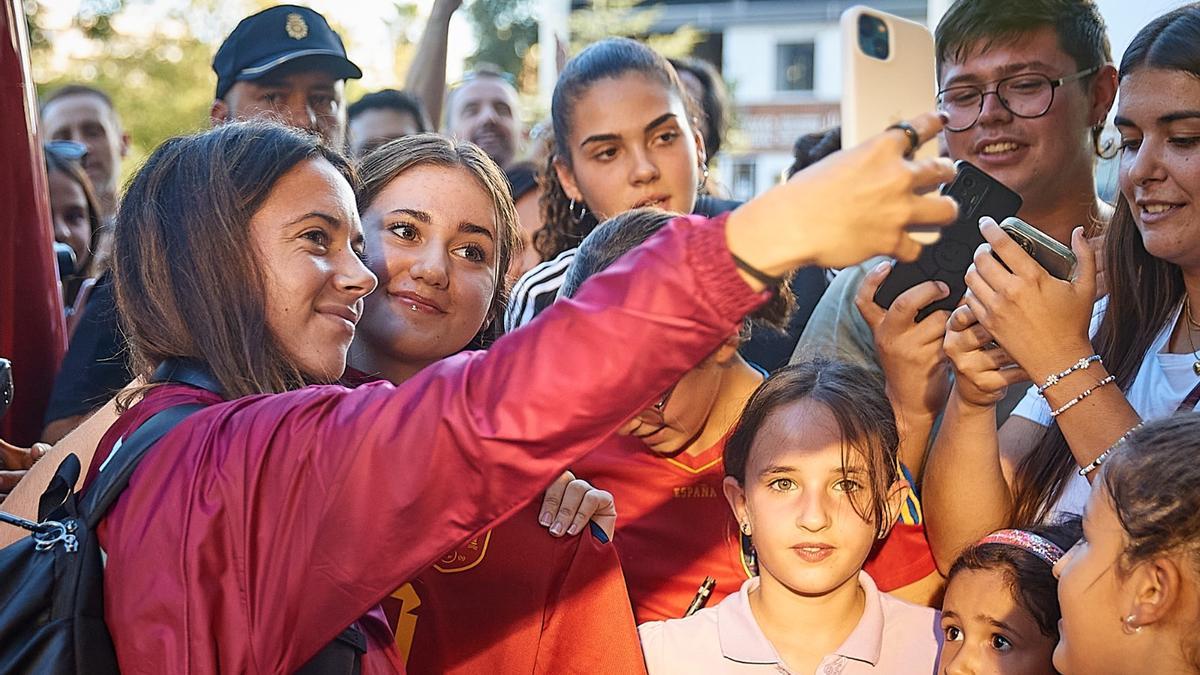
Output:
[120, 214, 765, 670]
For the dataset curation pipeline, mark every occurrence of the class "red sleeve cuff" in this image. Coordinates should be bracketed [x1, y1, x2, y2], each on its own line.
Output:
[680, 212, 772, 322]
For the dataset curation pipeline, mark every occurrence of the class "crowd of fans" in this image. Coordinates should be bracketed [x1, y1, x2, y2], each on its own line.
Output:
[4, 0, 1200, 673]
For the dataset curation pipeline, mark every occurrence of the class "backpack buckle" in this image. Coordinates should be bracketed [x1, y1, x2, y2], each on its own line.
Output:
[32, 518, 78, 553]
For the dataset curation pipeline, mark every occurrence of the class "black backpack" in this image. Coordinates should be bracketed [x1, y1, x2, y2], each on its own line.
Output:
[0, 360, 366, 674]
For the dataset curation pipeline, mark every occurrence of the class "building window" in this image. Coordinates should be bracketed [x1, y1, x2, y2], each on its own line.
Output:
[731, 161, 757, 202]
[776, 42, 815, 92]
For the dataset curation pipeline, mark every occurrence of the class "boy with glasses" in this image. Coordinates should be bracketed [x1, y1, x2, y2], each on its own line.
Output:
[790, 0, 1117, 577]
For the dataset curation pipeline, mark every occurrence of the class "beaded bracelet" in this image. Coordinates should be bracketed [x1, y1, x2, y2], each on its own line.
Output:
[1038, 355, 1102, 397]
[1079, 422, 1144, 477]
[1049, 374, 1117, 418]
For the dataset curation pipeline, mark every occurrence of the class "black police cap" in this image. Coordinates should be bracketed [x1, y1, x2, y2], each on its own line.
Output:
[212, 5, 362, 99]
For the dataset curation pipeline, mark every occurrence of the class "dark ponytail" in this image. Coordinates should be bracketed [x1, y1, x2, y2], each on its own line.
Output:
[534, 37, 692, 260]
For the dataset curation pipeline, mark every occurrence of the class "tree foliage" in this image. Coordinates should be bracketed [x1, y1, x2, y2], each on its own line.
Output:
[466, 0, 700, 94]
[464, 0, 538, 80]
[27, 0, 229, 179]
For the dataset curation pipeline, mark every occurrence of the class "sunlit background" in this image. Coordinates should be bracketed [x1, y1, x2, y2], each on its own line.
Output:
[27, 0, 1191, 196]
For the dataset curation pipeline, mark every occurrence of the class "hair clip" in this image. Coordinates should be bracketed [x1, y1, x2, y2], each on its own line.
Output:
[978, 529, 1065, 567]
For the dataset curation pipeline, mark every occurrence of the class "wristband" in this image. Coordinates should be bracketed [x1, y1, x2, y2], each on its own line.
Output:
[1039, 355, 1102, 397]
[730, 252, 785, 289]
[1049, 374, 1116, 418]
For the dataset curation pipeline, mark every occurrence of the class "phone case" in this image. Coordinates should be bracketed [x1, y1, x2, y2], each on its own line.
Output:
[998, 217, 1077, 281]
[840, 6, 938, 161]
[873, 161, 1023, 320]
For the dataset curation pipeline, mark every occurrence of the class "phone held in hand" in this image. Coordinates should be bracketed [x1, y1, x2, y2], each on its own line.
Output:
[840, 6, 940, 244]
[839, 5, 937, 160]
[873, 160, 1023, 321]
[997, 217, 1077, 280]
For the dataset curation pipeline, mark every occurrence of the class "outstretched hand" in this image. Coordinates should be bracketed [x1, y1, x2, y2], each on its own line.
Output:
[727, 111, 958, 279]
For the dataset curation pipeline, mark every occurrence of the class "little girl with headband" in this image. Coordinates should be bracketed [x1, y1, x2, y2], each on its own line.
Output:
[938, 521, 1082, 675]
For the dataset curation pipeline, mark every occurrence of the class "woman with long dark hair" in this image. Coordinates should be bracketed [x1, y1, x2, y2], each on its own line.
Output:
[926, 3, 1200, 568]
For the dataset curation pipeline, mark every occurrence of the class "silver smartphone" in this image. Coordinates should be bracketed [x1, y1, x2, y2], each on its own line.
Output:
[998, 217, 1077, 281]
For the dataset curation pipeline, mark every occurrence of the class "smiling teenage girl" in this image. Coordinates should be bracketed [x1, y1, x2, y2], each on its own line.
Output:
[348, 134, 643, 673]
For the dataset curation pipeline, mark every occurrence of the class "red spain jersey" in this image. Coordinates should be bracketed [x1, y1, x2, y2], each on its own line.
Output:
[380, 501, 647, 675]
[573, 434, 748, 623]
[573, 435, 938, 623]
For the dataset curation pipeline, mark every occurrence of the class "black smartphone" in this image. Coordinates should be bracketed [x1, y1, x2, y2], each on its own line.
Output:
[873, 160, 1022, 320]
[0, 358, 11, 421]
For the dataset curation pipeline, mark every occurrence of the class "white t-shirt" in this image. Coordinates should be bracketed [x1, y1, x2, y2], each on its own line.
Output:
[1010, 298, 1199, 518]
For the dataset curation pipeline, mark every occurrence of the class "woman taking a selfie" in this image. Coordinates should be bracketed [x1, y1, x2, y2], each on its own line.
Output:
[5, 104, 953, 671]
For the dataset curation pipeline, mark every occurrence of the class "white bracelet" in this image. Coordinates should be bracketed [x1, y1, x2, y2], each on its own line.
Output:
[1039, 355, 1102, 397]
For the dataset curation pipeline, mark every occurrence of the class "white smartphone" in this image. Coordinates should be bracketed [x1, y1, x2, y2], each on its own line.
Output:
[840, 5, 938, 158]
[841, 6, 941, 242]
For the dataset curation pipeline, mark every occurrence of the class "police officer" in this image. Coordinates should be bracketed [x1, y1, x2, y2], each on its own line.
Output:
[210, 4, 362, 149]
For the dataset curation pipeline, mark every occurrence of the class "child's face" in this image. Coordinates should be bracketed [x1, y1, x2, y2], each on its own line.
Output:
[939, 568, 1058, 675]
[1051, 485, 1136, 675]
[723, 398, 903, 596]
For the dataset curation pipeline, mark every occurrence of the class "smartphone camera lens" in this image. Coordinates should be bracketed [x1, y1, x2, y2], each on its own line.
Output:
[857, 15, 890, 61]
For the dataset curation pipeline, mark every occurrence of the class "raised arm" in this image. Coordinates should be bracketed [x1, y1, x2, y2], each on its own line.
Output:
[229, 115, 958, 665]
[404, 0, 461, 128]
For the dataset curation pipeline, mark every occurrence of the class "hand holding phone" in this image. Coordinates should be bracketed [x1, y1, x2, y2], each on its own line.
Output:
[996, 217, 1077, 280]
[873, 161, 1022, 320]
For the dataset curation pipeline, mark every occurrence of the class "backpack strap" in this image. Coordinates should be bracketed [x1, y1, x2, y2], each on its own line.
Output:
[80, 403, 206, 528]
[77, 358, 226, 528]
[37, 452, 81, 522]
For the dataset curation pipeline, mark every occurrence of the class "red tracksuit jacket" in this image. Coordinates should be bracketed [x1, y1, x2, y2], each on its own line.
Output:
[88, 213, 766, 673]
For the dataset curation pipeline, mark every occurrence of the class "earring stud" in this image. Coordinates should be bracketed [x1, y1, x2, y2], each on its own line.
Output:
[1122, 614, 1143, 635]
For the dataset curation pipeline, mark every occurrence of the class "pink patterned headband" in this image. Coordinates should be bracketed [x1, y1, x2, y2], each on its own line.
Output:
[977, 529, 1065, 567]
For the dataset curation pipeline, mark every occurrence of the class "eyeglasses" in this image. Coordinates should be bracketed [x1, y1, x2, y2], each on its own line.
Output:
[643, 382, 678, 424]
[45, 140, 88, 162]
[936, 66, 1101, 132]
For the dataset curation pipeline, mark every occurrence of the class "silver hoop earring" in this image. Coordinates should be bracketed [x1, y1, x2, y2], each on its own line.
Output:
[569, 198, 588, 224]
[698, 164, 710, 192]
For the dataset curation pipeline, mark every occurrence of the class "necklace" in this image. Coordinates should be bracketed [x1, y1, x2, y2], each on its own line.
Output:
[1185, 297, 1200, 376]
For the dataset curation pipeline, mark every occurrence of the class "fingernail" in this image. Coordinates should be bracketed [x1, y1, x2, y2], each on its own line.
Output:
[874, 260, 891, 274]
[539, 512, 552, 527]
[550, 522, 564, 536]
[567, 523, 581, 536]
[937, 281, 949, 294]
